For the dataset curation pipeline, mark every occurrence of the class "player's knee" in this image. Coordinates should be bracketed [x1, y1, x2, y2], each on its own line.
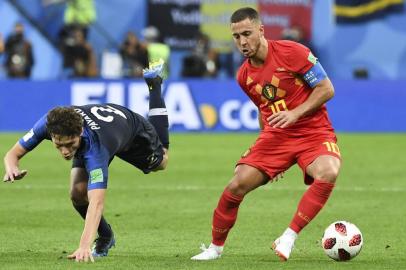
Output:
[308, 156, 341, 183]
[70, 185, 88, 205]
[227, 178, 249, 196]
[227, 165, 267, 196]
[315, 165, 340, 183]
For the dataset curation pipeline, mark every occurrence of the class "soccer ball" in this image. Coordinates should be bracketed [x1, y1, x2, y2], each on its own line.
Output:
[322, 221, 363, 261]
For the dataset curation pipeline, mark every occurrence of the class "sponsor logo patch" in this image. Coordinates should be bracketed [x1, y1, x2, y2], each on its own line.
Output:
[307, 52, 317, 65]
[90, 168, 103, 184]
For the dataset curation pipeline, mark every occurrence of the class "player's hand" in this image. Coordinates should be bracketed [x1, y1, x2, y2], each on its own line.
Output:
[3, 169, 27, 183]
[267, 111, 300, 128]
[67, 247, 94, 263]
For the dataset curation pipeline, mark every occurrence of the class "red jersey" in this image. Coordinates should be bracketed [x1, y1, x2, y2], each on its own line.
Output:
[237, 40, 334, 135]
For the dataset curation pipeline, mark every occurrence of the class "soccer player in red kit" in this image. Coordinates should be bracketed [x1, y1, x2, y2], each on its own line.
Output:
[191, 7, 341, 261]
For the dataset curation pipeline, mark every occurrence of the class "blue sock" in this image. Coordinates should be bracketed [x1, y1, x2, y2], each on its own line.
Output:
[146, 77, 169, 149]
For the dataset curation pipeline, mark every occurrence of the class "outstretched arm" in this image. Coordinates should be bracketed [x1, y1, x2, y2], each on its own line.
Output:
[3, 142, 28, 182]
[68, 188, 106, 263]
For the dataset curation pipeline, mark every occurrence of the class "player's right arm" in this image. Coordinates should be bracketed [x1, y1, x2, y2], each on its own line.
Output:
[3, 114, 48, 182]
[3, 142, 28, 182]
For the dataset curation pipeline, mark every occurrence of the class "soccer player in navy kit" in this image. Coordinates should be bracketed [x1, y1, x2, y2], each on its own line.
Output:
[3, 60, 169, 262]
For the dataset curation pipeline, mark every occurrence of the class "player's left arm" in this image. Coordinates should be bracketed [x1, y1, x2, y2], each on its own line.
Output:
[291, 77, 334, 117]
[268, 42, 333, 128]
[68, 188, 106, 263]
[268, 77, 334, 128]
[3, 142, 28, 182]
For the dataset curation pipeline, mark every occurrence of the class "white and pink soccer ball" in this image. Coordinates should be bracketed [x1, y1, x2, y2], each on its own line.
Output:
[322, 221, 363, 261]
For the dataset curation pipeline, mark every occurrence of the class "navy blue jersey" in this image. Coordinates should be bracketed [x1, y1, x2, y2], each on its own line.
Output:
[19, 104, 162, 190]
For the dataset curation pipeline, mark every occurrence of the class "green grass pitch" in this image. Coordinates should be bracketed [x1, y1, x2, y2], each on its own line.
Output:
[0, 133, 405, 269]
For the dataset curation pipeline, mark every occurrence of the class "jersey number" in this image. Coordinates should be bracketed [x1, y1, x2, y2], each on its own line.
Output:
[90, 105, 127, 122]
[269, 99, 288, 114]
[323, 142, 340, 155]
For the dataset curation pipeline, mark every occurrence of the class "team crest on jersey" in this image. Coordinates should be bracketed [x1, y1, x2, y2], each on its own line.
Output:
[262, 83, 277, 100]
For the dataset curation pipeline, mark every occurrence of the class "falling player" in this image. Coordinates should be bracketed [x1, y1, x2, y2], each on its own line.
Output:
[3, 60, 169, 263]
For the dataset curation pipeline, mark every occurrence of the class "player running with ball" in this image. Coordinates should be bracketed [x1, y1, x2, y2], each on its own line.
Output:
[191, 7, 341, 261]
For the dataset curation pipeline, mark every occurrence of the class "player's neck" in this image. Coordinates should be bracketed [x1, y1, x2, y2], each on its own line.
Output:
[250, 38, 268, 68]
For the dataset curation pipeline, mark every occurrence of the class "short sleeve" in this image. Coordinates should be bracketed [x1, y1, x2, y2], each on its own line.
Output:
[85, 144, 111, 190]
[276, 40, 315, 75]
[18, 114, 49, 151]
[236, 64, 248, 91]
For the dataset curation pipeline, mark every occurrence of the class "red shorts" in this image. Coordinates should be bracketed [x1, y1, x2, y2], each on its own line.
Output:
[237, 130, 341, 185]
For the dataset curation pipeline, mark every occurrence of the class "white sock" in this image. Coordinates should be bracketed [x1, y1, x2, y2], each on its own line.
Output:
[209, 243, 224, 252]
[283, 228, 298, 240]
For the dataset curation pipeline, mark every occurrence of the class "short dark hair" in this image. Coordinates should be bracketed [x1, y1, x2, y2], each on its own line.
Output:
[230, 7, 260, 24]
[47, 107, 83, 137]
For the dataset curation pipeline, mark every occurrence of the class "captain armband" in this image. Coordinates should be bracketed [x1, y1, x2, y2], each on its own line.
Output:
[303, 61, 328, 88]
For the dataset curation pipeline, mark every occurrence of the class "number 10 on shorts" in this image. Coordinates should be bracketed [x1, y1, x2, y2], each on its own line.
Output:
[323, 142, 340, 155]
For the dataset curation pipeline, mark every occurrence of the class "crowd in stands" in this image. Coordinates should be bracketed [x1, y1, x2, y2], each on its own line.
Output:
[0, 22, 321, 80]
[0, 0, 321, 80]
[1, 21, 236, 80]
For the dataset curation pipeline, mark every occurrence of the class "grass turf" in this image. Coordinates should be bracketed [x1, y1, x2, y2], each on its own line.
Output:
[0, 133, 405, 269]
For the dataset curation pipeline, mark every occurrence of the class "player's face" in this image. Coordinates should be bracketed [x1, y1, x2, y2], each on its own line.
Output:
[231, 18, 264, 58]
[51, 134, 82, 160]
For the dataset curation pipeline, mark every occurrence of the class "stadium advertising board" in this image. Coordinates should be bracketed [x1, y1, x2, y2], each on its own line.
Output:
[0, 80, 259, 132]
[199, 1, 257, 53]
[71, 80, 259, 131]
[0, 80, 405, 132]
[147, 0, 200, 49]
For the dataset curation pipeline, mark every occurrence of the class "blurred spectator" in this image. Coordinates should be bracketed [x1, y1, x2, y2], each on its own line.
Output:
[0, 34, 4, 53]
[281, 25, 316, 55]
[217, 50, 235, 78]
[57, 0, 96, 68]
[182, 32, 219, 78]
[63, 0, 96, 39]
[232, 44, 244, 77]
[0, 34, 4, 78]
[353, 67, 369, 79]
[119, 31, 149, 78]
[4, 23, 34, 78]
[60, 28, 97, 77]
[142, 26, 170, 78]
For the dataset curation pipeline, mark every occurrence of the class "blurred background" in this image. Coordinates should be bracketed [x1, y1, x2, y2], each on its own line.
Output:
[0, 0, 405, 132]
